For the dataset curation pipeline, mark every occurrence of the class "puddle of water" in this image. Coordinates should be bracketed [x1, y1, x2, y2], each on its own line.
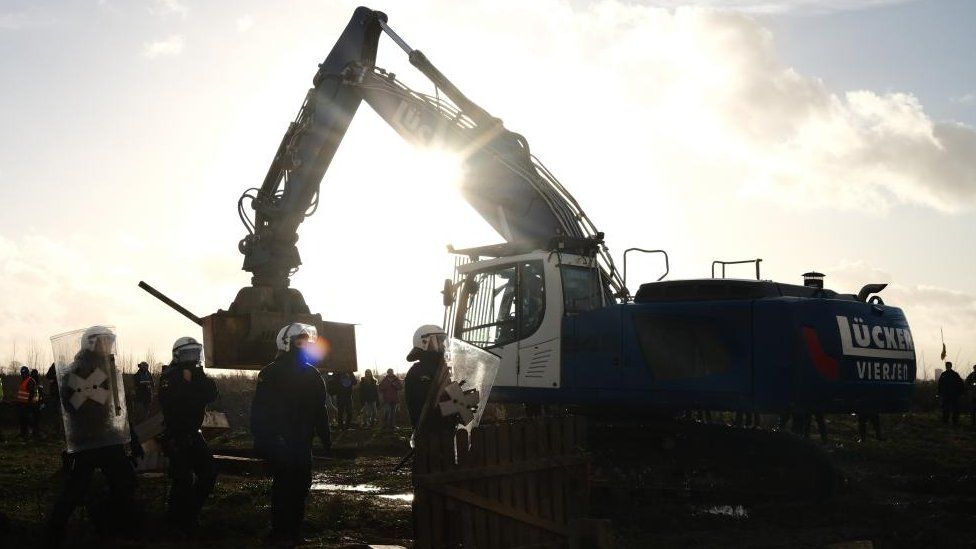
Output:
[310, 482, 413, 504]
[378, 493, 414, 503]
[701, 505, 749, 518]
[310, 482, 382, 493]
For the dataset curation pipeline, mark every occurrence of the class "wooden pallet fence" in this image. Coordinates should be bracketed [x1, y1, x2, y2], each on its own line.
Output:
[413, 415, 595, 548]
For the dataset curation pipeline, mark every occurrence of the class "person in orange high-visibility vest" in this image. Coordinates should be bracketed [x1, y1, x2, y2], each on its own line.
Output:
[0, 373, 5, 443]
[15, 366, 38, 439]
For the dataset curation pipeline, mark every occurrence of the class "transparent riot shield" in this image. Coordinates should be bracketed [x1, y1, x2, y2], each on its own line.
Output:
[409, 338, 500, 451]
[51, 328, 130, 453]
[442, 338, 499, 432]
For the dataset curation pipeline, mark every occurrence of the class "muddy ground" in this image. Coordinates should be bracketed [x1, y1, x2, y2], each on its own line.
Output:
[589, 411, 976, 548]
[2, 385, 976, 547]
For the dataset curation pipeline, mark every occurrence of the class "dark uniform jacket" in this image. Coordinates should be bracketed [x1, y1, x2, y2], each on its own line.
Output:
[404, 348, 442, 428]
[251, 351, 331, 457]
[966, 371, 976, 395]
[158, 363, 219, 436]
[938, 370, 965, 400]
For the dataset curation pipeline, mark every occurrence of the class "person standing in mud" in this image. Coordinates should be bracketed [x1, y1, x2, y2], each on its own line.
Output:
[966, 365, 976, 427]
[14, 366, 37, 440]
[45, 363, 59, 408]
[938, 362, 965, 426]
[378, 368, 402, 432]
[335, 371, 357, 430]
[158, 337, 219, 532]
[251, 323, 331, 545]
[29, 369, 44, 437]
[134, 361, 154, 418]
[358, 370, 379, 429]
[47, 325, 142, 547]
[405, 325, 448, 430]
[0, 375, 6, 443]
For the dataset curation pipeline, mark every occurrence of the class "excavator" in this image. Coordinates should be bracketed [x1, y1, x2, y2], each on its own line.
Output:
[143, 7, 915, 422]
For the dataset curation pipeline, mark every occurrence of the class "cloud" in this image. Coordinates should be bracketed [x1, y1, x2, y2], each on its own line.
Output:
[825, 260, 976, 375]
[149, 0, 188, 18]
[952, 93, 976, 106]
[434, 1, 976, 213]
[0, 231, 242, 372]
[0, 10, 55, 30]
[143, 34, 185, 58]
[626, 0, 916, 14]
[236, 14, 254, 33]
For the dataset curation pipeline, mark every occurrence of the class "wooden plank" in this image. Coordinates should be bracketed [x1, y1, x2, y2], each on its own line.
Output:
[456, 429, 477, 549]
[562, 416, 578, 523]
[511, 420, 527, 546]
[442, 428, 461, 546]
[575, 416, 589, 519]
[424, 483, 571, 537]
[498, 421, 515, 548]
[470, 426, 489, 548]
[537, 419, 553, 527]
[549, 418, 566, 525]
[484, 423, 501, 548]
[524, 420, 541, 546]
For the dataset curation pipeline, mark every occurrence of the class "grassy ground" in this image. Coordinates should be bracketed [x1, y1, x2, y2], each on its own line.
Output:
[3, 380, 975, 548]
[0, 417, 414, 548]
[596, 410, 976, 548]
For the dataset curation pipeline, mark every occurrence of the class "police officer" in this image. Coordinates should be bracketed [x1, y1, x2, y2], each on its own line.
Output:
[158, 337, 219, 531]
[966, 365, 976, 427]
[45, 363, 59, 410]
[938, 361, 965, 426]
[404, 325, 447, 429]
[251, 323, 331, 544]
[134, 361, 154, 417]
[47, 325, 142, 547]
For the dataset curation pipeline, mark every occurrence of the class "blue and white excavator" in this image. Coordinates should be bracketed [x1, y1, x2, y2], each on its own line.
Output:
[146, 7, 915, 422]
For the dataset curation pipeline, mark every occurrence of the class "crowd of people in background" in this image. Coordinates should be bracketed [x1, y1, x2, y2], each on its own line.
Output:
[321, 368, 403, 433]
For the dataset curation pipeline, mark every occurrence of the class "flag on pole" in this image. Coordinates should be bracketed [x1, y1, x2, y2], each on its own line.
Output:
[940, 327, 947, 361]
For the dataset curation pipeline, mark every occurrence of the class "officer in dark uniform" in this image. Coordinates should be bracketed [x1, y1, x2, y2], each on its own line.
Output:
[47, 325, 142, 547]
[404, 325, 447, 429]
[158, 336, 219, 531]
[251, 323, 331, 545]
[45, 363, 60, 410]
[938, 361, 965, 426]
[966, 365, 976, 427]
[134, 361, 154, 418]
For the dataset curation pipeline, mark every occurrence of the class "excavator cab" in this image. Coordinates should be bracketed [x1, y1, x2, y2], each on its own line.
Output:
[446, 241, 608, 392]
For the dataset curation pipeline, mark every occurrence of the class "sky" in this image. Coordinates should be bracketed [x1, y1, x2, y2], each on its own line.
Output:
[0, 0, 973, 376]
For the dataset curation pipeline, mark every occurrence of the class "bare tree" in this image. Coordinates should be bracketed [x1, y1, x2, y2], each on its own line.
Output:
[25, 338, 43, 371]
[6, 339, 18, 375]
[144, 346, 159, 376]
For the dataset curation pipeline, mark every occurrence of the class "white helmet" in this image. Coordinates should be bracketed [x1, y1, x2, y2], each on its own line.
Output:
[172, 336, 203, 364]
[276, 323, 318, 352]
[413, 324, 447, 351]
[81, 325, 116, 354]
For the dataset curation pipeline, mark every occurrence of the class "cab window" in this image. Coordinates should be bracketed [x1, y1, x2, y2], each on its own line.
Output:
[457, 261, 546, 348]
[519, 261, 546, 338]
[458, 265, 518, 348]
[561, 266, 604, 313]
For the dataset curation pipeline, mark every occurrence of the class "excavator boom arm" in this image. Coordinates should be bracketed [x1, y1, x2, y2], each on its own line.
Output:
[238, 7, 624, 296]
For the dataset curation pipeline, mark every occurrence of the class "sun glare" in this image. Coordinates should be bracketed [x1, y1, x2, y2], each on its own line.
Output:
[402, 147, 465, 192]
